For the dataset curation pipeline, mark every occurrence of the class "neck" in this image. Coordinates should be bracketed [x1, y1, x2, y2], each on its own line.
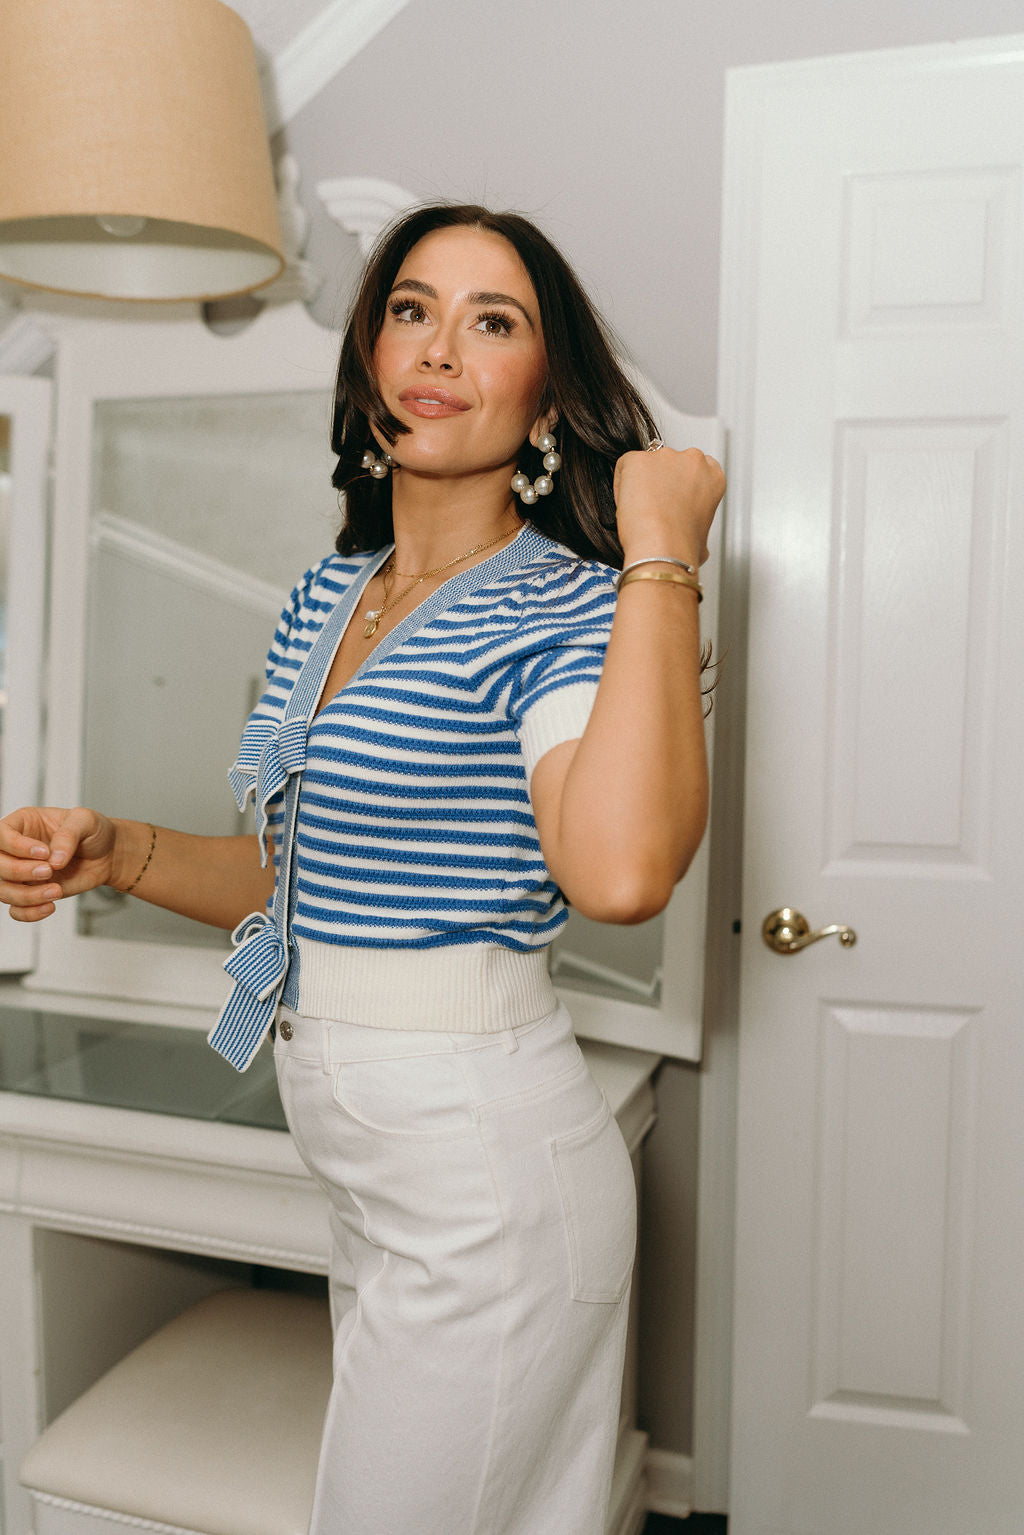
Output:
[389, 465, 523, 571]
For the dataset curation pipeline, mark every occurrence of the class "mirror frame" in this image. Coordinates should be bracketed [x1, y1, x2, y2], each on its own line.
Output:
[27, 301, 722, 1060]
[0, 376, 51, 974]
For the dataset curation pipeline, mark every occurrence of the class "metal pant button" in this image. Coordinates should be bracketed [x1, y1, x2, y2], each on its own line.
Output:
[278, 1017, 294, 1041]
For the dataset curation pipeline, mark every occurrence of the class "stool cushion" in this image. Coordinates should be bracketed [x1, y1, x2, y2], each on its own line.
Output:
[20, 1289, 333, 1535]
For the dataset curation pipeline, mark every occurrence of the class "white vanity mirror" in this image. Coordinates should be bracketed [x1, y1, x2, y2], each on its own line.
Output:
[26, 301, 720, 1059]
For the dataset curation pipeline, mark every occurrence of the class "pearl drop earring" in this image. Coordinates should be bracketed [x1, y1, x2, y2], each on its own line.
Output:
[511, 432, 561, 506]
[362, 446, 393, 480]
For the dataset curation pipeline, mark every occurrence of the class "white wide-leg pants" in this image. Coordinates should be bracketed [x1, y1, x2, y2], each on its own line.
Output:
[273, 998, 636, 1535]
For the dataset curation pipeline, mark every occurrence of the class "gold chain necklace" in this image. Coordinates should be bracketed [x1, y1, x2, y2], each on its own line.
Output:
[363, 519, 519, 638]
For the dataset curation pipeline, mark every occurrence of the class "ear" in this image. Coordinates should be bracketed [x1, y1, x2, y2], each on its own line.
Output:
[529, 411, 559, 448]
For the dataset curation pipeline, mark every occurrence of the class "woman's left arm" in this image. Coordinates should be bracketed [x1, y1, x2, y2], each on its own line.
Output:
[530, 446, 724, 925]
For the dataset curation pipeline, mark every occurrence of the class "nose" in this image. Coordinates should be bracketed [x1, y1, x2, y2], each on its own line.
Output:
[417, 319, 461, 375]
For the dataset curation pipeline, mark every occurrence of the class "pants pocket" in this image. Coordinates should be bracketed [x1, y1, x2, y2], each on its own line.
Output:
[550, 1096, 637, 1304]
[330, 1051, 479, 1141]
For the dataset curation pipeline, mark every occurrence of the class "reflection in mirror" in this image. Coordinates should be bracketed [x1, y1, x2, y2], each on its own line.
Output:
[81, 392, 337, 948]
[550, 907, 664, 1009]
[0, 415, 9, 807]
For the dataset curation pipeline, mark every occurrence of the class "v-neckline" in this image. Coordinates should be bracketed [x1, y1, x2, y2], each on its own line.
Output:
[311, 545, 393, 718]
[311, 523, 540, 721]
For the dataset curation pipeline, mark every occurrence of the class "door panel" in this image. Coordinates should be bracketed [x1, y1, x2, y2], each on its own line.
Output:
[827, 417, 1005, 875]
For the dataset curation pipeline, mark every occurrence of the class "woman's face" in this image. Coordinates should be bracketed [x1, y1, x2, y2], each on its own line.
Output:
[372, 225, 550, 478]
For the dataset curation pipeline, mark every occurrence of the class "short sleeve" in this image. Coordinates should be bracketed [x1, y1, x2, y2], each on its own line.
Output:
[508, 560, 617, 781]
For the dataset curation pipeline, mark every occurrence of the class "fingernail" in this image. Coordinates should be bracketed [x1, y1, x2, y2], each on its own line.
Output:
[31, 865, 52, 879]
[31, 846, 48, 858]
[50, 851, 68, 868]
[44, 886, 61, 900]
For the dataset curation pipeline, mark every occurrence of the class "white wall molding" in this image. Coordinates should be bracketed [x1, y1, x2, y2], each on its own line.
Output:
[644, 1448, 695, 1518]
[260, 0, 413, 135]
[317, 176, 418, 256]
[0, 313, 57, 375]
[91, 512, 284, 620]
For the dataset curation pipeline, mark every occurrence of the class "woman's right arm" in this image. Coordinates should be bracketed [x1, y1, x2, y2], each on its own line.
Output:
[0, 807, 274, 930]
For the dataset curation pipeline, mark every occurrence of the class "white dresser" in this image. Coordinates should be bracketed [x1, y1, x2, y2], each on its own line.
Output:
[0, 1003, 658, 1535]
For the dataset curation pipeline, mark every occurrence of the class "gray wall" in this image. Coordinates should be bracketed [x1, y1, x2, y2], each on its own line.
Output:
[280, 0, 1024, 414]
[278, 0, 1024, 1465]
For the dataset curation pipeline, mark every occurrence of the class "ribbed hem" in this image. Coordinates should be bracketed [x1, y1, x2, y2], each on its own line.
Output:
[518, 681, 599, 780]
[293, 937, 557, 1033]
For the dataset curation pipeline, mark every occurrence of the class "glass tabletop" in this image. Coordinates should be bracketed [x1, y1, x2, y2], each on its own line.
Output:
[0, 1004, 286, 1131]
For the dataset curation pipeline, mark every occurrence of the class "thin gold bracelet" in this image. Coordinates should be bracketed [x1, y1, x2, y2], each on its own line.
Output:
[123, 824, 157, 893]
[617, 569, 703, 602]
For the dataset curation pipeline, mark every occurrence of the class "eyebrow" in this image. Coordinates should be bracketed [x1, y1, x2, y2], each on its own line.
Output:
[388, 278, 536, 330]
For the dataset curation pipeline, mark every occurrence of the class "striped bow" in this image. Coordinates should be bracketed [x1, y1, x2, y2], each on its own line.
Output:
[207, 911, 290, 1071]
[229, 717, 309, 864]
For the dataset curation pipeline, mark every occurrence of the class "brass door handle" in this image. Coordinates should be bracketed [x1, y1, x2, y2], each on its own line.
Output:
[761, 907, 857, 955]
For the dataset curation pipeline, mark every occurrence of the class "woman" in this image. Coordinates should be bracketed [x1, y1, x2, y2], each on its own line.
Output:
[0, 204, 723, 1534]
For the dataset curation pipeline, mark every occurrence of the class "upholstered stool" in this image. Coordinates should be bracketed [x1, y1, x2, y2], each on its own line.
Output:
[20, 1288, 333, 1535]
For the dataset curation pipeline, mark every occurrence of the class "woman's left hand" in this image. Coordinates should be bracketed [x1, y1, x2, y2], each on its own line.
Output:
[612, 445, 725, 567]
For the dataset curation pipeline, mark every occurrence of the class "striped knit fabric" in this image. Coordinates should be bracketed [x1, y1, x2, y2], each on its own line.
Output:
[229, 524, 617, 953]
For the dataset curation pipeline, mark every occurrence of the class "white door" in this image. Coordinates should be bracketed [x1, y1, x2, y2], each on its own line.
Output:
[722, 37, 1024, 1534]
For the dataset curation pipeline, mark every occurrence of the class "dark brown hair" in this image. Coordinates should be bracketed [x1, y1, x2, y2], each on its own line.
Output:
[330, 203, 659, 568]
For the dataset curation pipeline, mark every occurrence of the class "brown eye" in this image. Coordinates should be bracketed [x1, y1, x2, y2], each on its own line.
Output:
[473, 310, 515, 337]
[389, 298, 427, 324]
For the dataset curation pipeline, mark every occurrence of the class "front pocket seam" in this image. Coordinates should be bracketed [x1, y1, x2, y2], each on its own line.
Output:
[329, 1064, 481, 1142]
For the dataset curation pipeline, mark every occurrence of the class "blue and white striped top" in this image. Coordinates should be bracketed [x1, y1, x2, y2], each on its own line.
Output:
[229, 523, 617, 953]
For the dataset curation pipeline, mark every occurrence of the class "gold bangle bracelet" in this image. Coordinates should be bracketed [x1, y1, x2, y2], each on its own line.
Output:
[617, 569, 703, 602]
[615, 555, 698, 584]
[123, 824, 157, 894]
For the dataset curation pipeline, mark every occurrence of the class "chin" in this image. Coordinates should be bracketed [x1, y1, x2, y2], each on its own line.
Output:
[401, 450, 494, 479]
[395, 453, 457, 477]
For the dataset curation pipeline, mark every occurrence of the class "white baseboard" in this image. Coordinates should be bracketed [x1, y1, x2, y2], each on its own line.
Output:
[645, 1448, 695, 1518]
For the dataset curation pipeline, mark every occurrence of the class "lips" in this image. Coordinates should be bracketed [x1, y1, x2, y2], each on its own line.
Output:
[398, 386, 470, 418]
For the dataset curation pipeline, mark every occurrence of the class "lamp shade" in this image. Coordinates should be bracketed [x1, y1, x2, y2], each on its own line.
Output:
[0, 0, 285, 302]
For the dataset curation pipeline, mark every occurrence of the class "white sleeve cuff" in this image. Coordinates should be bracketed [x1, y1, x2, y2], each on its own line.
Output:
[518, 681, 599, 782]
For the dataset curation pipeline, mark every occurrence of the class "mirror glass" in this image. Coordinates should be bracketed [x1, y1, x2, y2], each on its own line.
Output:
[80, 392, 337, 947]
[78, 391, 664, 1005]
[550, 909, 663, 1009]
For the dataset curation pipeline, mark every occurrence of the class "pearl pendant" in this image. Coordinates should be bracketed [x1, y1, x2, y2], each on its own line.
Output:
[363, 610, 381, 638]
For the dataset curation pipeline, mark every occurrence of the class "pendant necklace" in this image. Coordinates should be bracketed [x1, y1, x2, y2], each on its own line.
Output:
[363, 518, 519, 638]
